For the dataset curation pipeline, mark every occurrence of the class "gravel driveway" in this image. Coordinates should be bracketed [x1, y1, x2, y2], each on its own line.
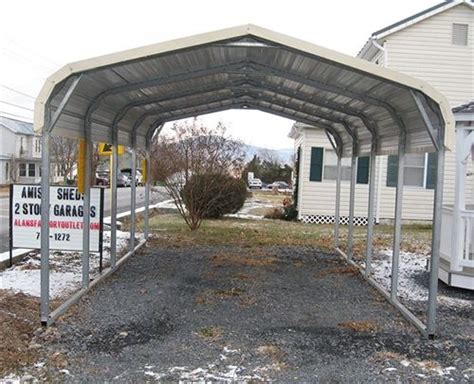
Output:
[43, 245, 472, 382]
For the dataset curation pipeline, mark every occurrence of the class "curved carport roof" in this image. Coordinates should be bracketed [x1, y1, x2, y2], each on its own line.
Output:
[35, 24, 454, 157]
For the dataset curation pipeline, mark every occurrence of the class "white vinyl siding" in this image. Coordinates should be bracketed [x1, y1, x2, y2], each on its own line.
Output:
[298, 129, 369, 218]
[384, 5, 474, 107]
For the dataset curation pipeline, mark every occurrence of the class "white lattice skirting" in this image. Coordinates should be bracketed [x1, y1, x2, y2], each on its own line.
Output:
[300, 215, 368, 226]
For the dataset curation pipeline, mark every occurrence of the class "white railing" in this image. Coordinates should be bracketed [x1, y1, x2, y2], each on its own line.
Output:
[460, 209, 474, 268]
[440, 206, 474, 270]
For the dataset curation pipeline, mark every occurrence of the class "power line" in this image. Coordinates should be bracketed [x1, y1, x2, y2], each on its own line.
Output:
[0, 100, 34, 112]
[0, 85, 36, 99]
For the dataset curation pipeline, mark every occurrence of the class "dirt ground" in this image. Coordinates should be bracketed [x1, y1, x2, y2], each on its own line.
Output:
[1, 214, 472, 382]
[3, 243, 469, 382]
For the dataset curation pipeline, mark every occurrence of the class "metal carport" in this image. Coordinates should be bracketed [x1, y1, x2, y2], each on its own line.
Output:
[35, 25, 454, 337]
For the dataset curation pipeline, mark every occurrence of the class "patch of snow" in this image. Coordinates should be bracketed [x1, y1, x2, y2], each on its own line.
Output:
[0, 374, 21, 384]
[371, 250, 474, 309]
[0, 229, 131, 299]
[136, 347, 269, 382]
[372, 250, 429, 301]
[1, 270, 81, 299]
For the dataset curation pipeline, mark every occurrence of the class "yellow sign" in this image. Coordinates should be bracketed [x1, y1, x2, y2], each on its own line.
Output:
[98, 143, 125, 156]
[141, 159, 147, 183]
[77, 139, 85, 193]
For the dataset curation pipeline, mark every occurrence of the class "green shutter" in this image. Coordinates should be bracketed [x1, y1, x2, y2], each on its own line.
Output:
[386, 155, 398, 187]
[426, 153, 437, 189]
[356, 156, 370, 184]
[309, 147, 323, 182]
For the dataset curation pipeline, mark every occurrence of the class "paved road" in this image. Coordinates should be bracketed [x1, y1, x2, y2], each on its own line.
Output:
[0, 186, 169, 253]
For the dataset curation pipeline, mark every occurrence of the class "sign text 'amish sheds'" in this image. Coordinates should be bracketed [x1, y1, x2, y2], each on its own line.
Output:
[11, 185, 102, 251]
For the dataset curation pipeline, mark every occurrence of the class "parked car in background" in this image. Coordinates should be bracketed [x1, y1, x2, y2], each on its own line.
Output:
[121, 168, 143, 186]
[248, 178, 262, 189]
[267, 181, 290, 190]
[95, 172, 109, 187]
[117, 172, 131, 187]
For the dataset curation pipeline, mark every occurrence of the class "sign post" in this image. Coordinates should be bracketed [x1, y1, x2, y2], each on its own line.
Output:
[9, 184, 13, 267]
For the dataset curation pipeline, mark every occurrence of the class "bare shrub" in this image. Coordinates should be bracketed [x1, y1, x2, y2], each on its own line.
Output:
[151, 119, 245, 230]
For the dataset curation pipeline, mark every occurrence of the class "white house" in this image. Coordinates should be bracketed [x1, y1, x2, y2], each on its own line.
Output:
[291, 0, 474, 225]
[0, 116, 71, 184]
[0, 116, 42, 184]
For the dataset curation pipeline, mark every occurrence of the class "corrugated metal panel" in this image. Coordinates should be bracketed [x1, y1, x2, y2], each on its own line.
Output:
[35, 25, 454, 156]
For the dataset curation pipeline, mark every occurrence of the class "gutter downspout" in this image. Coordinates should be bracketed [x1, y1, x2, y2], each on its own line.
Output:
[371, 38, 387, 224]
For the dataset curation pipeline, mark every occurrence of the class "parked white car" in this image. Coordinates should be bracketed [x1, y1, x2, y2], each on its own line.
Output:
[248, 178, 263, 189]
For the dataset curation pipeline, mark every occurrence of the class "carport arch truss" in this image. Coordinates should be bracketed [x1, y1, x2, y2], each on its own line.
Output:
[35, 25, 454, 337]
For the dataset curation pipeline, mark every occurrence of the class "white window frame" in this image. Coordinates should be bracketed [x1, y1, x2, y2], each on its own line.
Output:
[452, 23, 468, 46]
[394, 153, 430, 189]
[28, 163, 36, 177]
[19, 163, 27, 177]
[322, 148, 352, 182]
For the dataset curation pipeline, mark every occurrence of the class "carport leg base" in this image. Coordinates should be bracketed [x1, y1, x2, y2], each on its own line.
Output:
[335, 247, 429, 338]
[46, 240, 147, 326]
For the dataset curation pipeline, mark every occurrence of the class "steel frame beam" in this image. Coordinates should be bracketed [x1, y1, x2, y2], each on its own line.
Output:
[410, 90, 440, 151]
[40, 105, 51, 325]
[49, 75, 83, 132]
[390, 129, 406, 300]
[130, 130, 137, 252]
[334, 155, 342, 248]
[110, 76, 380, 150]
[245, 62, 407, 130]
[365, 141, 377, 276]
[347, 153, 358, 259]
[110, 118, 119, 269]
[82, 117, 92, 289]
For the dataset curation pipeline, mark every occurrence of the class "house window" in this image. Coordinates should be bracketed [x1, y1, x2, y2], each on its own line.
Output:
[323, 149, 351, 181]
[5, 163, 9, 181]
[452, 23, 468, 46]
[19, 163, 27, 177]
[386, 153, 437, 189]
[20, 137, 25, 154]
[28, 164, 36, 177]
[35, 138, 41, 153]
[314, 148, 370, 184]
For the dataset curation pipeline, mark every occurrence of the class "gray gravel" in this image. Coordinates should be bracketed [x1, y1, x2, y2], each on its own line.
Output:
[43, 245, 472, 382]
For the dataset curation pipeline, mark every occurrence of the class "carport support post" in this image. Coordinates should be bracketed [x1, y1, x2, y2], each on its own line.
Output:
[144, 137, 151, 239]
[427, 147, 445, 336]
[347, 154, 357, 259]
[82, 127, 92, 289]
[129, 133, 137, 252]
[390, 134, 406, 300]
[365, 146, 377, 277]
[40, 108, 51, 325]
[334, 155, 342, 248]
[110, 131, 118, 269]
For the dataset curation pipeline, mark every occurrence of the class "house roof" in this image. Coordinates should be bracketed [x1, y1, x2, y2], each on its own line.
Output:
[453, 101, 474, 122]
[357, 0, 474, 59]
[0, 116, 34, 135]
[35, 24, 453, 157]
[453, 101, 474, 114]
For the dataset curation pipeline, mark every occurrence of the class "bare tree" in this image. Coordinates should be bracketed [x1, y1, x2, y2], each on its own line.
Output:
[151, 119, 245, 230]
[50, 136, 78, 184]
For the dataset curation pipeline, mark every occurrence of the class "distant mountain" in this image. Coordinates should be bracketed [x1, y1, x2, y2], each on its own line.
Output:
[243, 145, 294, 165]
